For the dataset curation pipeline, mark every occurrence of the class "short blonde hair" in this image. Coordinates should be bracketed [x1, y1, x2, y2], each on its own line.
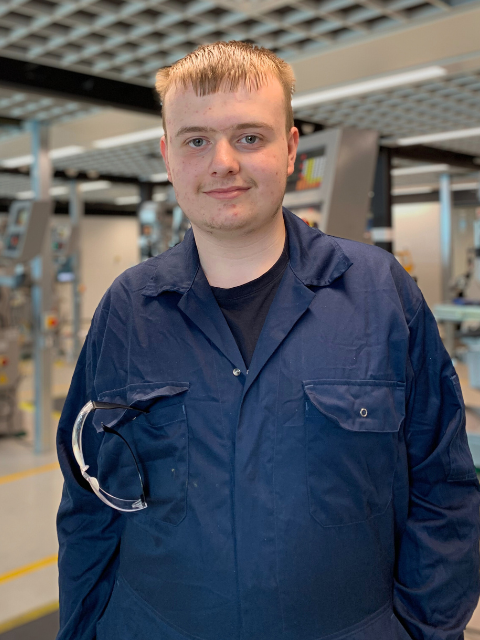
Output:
[156, 41, 295, 134]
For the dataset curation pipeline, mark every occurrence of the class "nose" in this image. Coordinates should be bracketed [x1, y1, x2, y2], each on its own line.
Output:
[209, 139, 240, 177]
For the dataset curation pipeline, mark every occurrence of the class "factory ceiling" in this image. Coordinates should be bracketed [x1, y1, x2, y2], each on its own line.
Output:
[0, 0, 476, 85]
[0, 0, 479, 200]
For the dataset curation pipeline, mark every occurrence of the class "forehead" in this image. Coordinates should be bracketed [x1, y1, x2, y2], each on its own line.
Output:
[163, 76, 286, 133]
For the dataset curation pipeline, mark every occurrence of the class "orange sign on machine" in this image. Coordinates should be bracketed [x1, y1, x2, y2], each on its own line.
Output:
[44, 314, 59, 331]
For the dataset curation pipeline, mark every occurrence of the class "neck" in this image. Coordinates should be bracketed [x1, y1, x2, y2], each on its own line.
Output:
[192, 211, 286, 288]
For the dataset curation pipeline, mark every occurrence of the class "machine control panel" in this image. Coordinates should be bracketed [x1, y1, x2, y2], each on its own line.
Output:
[2, 200, 51, 262]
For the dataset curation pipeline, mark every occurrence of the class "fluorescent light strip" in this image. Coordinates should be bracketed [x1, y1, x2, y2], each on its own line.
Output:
[451, 182, 479, 191]
[392, 186, 434, 195]
[15, 190, 34, 199]
[150, 172, 168, 182]
[396, 126, 480, 146]
[49, 146, 84, 159]
[50, 186, 69, 196]
[94, 127, 164, 149]
[80, 181, 111, 192]
[16, 185, 73, 199]
[115, 195, 141, 205]
[292, 66, 446, 109]
[1, 146, 84, 168]
[2, 155, 33, 169]
[392, 164, 450, 176]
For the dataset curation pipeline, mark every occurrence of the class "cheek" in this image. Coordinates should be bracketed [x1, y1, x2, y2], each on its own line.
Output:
[171, 159, 200, 190]
[254, 154, 286, 191]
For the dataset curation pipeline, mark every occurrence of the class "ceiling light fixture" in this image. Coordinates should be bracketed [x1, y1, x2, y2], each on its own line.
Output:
[2, 155, 33, 168]
[451, 182, 479, 191]
[150, 172, 169, 183]
[1, 146, 84, 168]
[15, 190, 34, 199]
[80, 181, 112, 192]
[392, 164, 450, 176]
[49, 185, 69, 196]
[15, 185, 79, 199]
[115, 195, 141, 205]
[396, 126, 480, 146]
[49, 146, 84, 159]
[291, 66, 447, 109]
[93, 127, 164, 149]
[392, 186, 435, 195]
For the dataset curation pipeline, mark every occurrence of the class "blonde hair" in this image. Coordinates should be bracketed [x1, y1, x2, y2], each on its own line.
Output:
[156, 41, 295, 134]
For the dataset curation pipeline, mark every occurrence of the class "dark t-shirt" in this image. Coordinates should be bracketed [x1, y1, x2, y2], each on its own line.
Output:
[210, 238, 289, 370]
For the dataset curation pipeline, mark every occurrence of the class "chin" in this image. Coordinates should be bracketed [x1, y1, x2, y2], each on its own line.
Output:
[201, 207, 254, 232]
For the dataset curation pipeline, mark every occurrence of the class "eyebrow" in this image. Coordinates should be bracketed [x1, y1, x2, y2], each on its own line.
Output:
[174, 122, 275, 138]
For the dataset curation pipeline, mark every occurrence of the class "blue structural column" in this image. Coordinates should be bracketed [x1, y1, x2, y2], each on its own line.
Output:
[439, 173, 453, 303]
[370, 147, 393, 254]
[29, 120, 54, 453]
[69, 180, 83, 361]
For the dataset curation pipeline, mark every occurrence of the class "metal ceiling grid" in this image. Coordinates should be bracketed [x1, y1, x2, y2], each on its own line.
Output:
[52, 138, 165, 178]
[295, 70, 480, 151]
[0, 86, 103, 140]
[0, 172, 144, 202]
[434, 137, 480, 157]
[0, 0, 478, 87]
[46, 68, 480, 178]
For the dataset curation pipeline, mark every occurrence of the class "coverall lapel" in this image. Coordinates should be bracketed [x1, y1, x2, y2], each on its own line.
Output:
[242, 265, 315, 396]
[141, 209, 352, 382]
[141, 227, 246, 370]
[177, 267, 247, 372]
[242, 209, 353, 396]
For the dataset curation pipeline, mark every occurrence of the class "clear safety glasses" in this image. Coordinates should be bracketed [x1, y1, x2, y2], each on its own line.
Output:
[72, 400, 148, 512]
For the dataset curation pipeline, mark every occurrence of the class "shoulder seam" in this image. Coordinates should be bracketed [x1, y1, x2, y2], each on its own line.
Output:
[407, 298, 424, 329]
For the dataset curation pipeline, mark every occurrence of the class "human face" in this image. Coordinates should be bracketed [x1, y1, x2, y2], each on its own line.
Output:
[160, 77, 298, 237]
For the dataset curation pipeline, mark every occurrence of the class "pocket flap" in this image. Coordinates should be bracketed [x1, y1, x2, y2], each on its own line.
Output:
[303, 379, 405, 433]
[92, 382, 189, 432]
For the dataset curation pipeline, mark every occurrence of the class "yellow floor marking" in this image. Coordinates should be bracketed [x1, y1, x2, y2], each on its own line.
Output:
[0, 461, 60, 486]
[0, 553, 58, 586]
[19, 400, 61, 420]
[0, 600, 58, 634]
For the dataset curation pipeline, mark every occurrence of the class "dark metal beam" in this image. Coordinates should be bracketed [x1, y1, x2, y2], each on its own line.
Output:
[294, 119, 324, 136]
[370, 147, 393, 253]
[391, 144, 479, 171]
[0, 197, 137, 216]
[0, 56, 161, 115]
[0, 165, 169, 186]
[0, 115, 22, 127]
[393, 189, 479, 206]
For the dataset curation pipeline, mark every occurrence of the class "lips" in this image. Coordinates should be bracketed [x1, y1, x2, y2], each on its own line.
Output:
[203, 186, 251, 200]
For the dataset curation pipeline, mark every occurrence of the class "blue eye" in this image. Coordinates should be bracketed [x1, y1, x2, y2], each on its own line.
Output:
[243, 135, 258, 144]
[189, 138, 205, 148]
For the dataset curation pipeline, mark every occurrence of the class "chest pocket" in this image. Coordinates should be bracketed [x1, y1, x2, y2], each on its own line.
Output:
[303, 379, 405, 527]
[96, 382, 190, 526]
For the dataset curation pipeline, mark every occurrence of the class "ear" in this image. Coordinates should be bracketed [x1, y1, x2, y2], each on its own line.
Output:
[160, 135, 172, 182]
[286, 127, 299, 177]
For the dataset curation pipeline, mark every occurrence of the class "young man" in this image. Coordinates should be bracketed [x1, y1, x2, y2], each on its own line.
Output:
[56, 42, 480, 640]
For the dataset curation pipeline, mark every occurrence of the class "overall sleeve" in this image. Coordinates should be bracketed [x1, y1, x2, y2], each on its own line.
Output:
[394, 298, 480, 640]
[56, 310, 124, 640]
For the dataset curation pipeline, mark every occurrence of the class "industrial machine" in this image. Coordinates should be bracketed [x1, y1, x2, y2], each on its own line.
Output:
[170, 205, 189, 248]
[138, 200, 170, 260]
[3, 200, 51, 262]
[0, 200, 51, 436]
[283, 128, 379, 242]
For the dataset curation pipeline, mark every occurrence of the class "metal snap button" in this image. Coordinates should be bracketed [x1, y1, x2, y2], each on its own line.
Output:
[360, 408, 368, 418]
[233, 368, 241, 376]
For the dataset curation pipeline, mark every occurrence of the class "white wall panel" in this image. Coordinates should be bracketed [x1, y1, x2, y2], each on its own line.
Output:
[393, 202, 442, 309]
[56, 215, 139, 328]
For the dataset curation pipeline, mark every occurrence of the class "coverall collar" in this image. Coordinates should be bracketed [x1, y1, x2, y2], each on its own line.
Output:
[141, 208, 353, 298]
